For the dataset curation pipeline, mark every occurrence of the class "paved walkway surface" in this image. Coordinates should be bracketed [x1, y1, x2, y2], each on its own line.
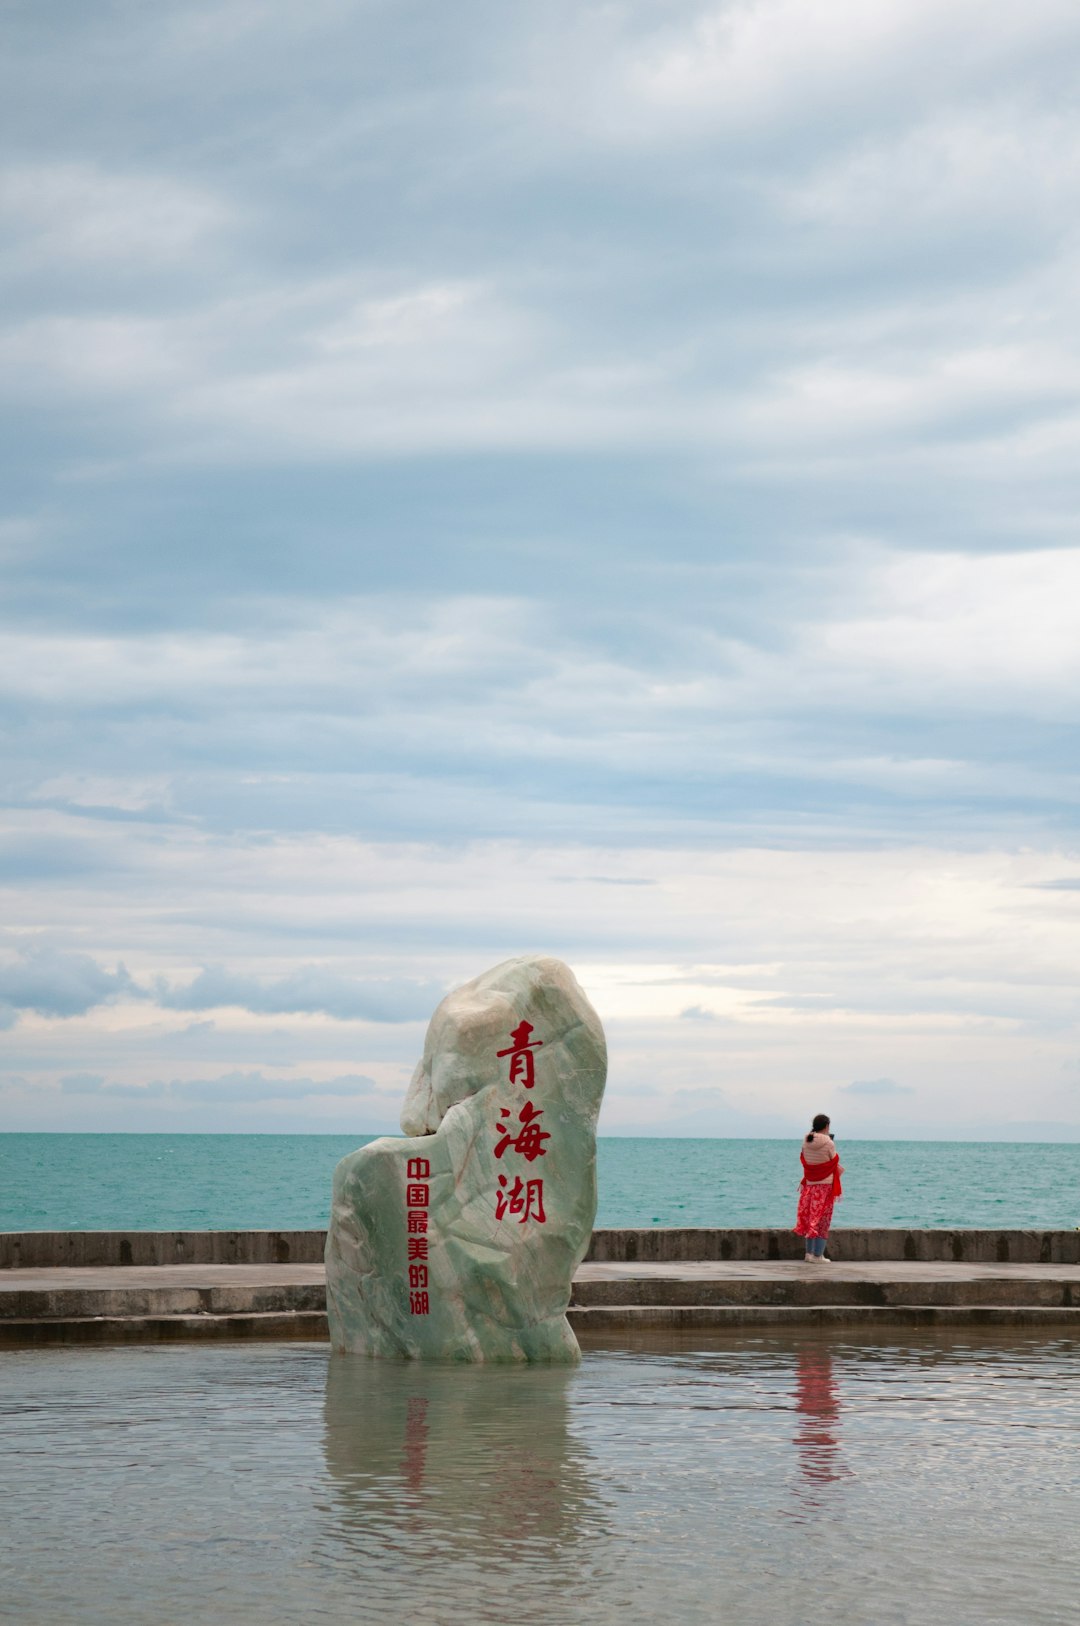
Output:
[2, 1260, 1079, 1293]
[576, 1260, 1080, 1283]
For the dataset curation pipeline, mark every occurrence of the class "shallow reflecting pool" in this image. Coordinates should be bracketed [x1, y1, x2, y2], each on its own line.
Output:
[2, 1332, 1077, 1625]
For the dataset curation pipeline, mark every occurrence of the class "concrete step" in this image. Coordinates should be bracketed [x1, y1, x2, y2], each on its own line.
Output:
[571, 1275, 1080, 1309]
[0, 1311, 329, 1347]
[4, 1301, 1079, 1347]
[569, 1304, 1080, 1332]
[0, 1282, 327, 1321]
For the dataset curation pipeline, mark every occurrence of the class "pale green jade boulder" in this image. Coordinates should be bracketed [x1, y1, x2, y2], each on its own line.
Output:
[325, 954, 607, 1361]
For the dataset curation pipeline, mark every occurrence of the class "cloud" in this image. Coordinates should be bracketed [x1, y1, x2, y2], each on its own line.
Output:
[839, 1077, 915, 1097]
[0, 833, 125, 882]
[60, 1070, 378, 1102]
[5, 6, 1080, 485]
[30, 774, 176, 817]
[156, 966, 443, 1022]
[603, 1084, 800, 1138]
[0, 946, 143, 1019]
[2, 548, 1078, 865]
[0, 162, 233, 272]
[166, 1071, 378, 1102]
[582, 876, 656, 887]
[59, 1073, 165, 1099]
[60, 1073, 107, 1094]
[544, 0, 1080, 197]
[3, 0, 1080, 1138]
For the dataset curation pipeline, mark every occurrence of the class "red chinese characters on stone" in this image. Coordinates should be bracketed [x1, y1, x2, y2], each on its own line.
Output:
[495, 1173, 546, 1224]
[496, 1020, 543, 1089]
[493, 1099, 550, 1163]
[406, 1156, 431, 1314]
[493, 1018, 550, 1225]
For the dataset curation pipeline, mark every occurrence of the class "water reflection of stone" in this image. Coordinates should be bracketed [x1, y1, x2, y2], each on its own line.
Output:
[792, 1347, 848, 1508]
[322, 1358, 609, 1613]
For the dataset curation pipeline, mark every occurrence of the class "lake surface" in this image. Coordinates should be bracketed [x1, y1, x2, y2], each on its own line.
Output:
[2, 1333, 1077, 1625]
[2, 1133, 1078, 1232]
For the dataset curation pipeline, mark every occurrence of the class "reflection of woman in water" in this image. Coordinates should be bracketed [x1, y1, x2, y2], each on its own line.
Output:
[793, 1348, 844, 1490]
[794, 1112, 843, 1263]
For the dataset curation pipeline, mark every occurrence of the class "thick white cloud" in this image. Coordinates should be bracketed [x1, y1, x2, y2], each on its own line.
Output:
[533, 0, 1080, 146]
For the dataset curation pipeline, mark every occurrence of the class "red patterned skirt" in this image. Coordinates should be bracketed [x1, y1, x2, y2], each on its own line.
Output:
[794, 1178, 837, 1240]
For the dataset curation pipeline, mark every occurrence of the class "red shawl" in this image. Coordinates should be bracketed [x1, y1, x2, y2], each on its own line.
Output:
[800, 1151, 842, 1198]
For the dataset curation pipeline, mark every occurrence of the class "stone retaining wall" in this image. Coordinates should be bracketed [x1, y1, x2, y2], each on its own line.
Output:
[2, 1226, 1077, 1270]
[587, 1228, 1080, 1264]
[0, 1231, 327, 1270]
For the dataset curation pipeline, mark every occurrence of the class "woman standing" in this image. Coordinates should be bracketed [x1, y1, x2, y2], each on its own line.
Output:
[795, 1113, 843, 1262]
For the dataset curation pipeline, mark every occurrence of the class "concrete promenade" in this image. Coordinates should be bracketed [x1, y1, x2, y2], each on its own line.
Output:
[2, 1235, 1079, 1345]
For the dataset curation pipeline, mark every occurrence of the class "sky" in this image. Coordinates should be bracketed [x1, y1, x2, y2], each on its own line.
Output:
[2, 0, 1080, 1140]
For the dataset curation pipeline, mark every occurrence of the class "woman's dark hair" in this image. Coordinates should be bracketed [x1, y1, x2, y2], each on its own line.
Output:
[806, 1112, 831, 1144]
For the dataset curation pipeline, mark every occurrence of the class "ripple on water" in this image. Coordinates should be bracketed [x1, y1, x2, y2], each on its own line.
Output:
[1, 1335, 1078, 1625]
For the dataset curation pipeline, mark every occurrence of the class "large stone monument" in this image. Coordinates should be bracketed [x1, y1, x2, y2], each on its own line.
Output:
[325, 954, 607, 1361]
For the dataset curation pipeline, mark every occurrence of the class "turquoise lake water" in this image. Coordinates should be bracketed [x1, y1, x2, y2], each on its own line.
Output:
[1, 1134, 1077, 1231]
